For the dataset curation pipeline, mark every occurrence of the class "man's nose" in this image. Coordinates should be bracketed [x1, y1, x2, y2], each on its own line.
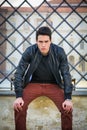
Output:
[42, 42, 46, 47]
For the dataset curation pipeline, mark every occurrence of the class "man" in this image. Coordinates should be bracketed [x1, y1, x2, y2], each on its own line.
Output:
[13, 26, 73, 130]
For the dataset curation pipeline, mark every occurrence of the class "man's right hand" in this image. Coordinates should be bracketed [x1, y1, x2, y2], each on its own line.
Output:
[13, 97, 24, 112]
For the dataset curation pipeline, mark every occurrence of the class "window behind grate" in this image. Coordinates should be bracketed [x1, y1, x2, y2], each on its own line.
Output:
[0, 0, 87, 91]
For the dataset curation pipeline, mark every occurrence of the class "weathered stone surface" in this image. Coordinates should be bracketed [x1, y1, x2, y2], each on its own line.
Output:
[0, 96, 87, 130]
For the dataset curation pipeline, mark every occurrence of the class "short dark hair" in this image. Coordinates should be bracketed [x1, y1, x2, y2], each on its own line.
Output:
[36, 26, 51, 40]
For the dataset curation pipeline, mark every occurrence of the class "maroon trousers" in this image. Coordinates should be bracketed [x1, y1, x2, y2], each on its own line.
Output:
[14, 83, 72, 130]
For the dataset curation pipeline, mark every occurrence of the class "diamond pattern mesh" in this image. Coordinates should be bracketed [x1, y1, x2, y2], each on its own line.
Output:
[0, 0, 87, 90]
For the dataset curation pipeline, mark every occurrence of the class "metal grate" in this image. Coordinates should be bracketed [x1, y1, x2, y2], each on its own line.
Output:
[0, 0, 87, 91]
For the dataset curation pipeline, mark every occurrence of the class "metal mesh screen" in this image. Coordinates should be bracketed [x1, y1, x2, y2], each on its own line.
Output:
[0, 0, 87, 90]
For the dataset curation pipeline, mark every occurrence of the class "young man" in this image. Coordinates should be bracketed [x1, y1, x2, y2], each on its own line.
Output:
[13, 26, 73, 130]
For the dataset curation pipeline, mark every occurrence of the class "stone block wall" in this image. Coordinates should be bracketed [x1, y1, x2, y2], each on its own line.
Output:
[0, 95, 87, 130]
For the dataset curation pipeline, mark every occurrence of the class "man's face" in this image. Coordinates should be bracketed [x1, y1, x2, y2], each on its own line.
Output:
[36, 35, 51, 55]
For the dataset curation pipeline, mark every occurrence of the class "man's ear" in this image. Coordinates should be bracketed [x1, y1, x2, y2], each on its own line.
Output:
[36, 39, 38, 43]
[36, 41, 38, 44]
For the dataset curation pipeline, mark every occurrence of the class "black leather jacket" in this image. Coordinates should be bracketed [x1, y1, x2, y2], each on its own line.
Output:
[14, 43, 73, 99]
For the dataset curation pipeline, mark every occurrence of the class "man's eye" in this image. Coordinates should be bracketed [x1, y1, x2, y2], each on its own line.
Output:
[45, 41, 48, 43]
[39, 41, 43, 43]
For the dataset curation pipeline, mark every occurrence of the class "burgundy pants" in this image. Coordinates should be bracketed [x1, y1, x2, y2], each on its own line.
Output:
[14, 83, 72, 130]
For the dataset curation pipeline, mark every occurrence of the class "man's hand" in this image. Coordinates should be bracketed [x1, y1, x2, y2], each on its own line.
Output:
[13, 97, 24, 112]
[62, 99, 73, 113]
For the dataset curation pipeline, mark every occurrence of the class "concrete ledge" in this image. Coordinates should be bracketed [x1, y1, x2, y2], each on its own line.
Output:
[72, 90, 87, 96]
[0, 90, 87, 96]
[0, 91, 15, 96]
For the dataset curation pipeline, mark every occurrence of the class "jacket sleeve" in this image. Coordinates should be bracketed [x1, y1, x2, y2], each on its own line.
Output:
[14, 48, 31, 98]
[59, 48, 73, 99]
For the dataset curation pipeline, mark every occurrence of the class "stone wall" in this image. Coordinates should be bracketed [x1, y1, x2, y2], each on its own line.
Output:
[0, 95, 87, 130]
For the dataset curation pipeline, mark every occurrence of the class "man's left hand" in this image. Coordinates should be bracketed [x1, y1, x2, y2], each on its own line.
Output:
[62, 99, 73, 113]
